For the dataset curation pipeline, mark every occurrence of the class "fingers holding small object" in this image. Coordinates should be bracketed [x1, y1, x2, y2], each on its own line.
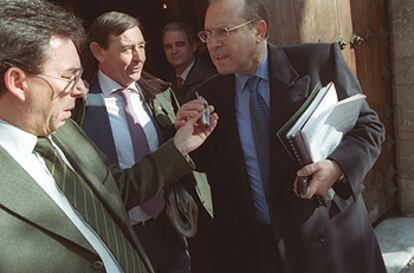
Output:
[298, 176, 309, 197]
[175, 109, 198, 129]
[186, 110, 199, 120]
[293, 177, 299, 197]
[294, 176, 316, 199]
[294, 176, 308, 197]
[178, 93, 217, 129]
[194, 92, 213, 128]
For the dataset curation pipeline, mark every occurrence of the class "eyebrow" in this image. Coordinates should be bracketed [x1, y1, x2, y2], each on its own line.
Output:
[120, 41, 146, 48]
[61, 67, 82, 75]
[120, 44, 133, 49]
[206, 22, 239, 30]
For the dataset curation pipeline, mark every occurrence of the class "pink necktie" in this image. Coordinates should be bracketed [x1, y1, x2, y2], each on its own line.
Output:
[118, 89, 165, 218]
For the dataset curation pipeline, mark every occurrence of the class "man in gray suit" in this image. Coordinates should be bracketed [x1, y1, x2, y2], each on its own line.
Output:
[0, 1, 217, 272]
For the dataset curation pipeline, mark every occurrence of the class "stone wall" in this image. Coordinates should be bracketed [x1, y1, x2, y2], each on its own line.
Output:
[390, 0, 414, 213]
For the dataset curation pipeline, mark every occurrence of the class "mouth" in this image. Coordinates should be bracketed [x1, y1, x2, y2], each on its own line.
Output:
[64, 105, 75, 112]
[61, 110, 72, 120]
[130, 65, 143, 73]
[213, 54, 228, 63]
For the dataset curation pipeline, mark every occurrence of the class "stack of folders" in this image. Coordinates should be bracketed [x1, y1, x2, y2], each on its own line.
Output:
[276, 81, 366, 205]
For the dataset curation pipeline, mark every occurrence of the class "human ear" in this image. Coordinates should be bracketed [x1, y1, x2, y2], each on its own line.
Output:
[89, 41, 106, 63]
[255, 19, 268, 41]
[3, 67, 29, 101]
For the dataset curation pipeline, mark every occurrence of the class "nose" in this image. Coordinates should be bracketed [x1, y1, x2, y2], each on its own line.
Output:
[207, 34, 224, 48]
[132, 47, 145, 62]
[70, 79, 88, 98]
[207, 31, 223, 47]
[171, 45, 178, 54]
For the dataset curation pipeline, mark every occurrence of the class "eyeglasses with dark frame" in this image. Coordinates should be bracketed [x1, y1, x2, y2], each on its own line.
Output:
[197, 19, 256, 43]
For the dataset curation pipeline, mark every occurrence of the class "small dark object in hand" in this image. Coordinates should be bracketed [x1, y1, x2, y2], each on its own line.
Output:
[297, 176, 309, 196]
[195, 92, 210, 128]
[298, 176, 327, 207]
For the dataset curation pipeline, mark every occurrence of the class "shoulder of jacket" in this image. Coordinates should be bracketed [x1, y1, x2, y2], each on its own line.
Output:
[280, 42, 338, 62]
[139, 71, 172, 100]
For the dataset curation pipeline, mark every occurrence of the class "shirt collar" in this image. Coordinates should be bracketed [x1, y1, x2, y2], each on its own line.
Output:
[0, 119, 39, 156]
[98, 70, 140, 98]
[235, 50, 269, 91]
[177, 60, 195, 81]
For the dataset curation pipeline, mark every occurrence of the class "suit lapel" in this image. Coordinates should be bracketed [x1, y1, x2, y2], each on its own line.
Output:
[0, 145, 96, 254]
[213, 76, 258, 220]
[83, 79, 119, 166]
[52, 120, 128, 225]
[267, 44, 311, 201]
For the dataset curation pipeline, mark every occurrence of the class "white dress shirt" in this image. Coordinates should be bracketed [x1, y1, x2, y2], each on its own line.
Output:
[97, 70, 160, 224]
[0, 119, 123, 273]
[178, 60, 195, 81]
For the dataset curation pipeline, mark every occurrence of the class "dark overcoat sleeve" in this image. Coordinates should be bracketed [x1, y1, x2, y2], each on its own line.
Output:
[323, 44, 385, 199]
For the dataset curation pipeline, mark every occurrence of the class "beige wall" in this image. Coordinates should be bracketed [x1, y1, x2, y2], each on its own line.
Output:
[390, 0, 414, 213]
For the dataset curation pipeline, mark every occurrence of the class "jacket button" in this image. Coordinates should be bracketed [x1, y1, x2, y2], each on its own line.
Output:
[318, 233, 327, 243]
[91, 260, 104, 270]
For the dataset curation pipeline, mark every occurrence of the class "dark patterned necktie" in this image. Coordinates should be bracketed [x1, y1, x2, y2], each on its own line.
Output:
[34, 137, 147, 273]
[176, 76, 184, 89]
[247, 76, 270, 195]
[118, 89, 165, 218]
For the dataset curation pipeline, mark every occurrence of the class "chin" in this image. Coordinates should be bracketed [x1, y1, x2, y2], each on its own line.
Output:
[216, 66, 234, 75]
[54, 119, 67, 130]
[129, 71, 142, 82]
[167, 59, 178, 66]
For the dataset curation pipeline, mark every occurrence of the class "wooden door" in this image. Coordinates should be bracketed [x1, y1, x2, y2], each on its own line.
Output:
[262, 0, 396, 222]
[349, 0, 396, 222]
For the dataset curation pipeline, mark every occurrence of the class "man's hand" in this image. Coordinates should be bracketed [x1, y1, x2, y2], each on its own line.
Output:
[173, 106, 218, 155]
[175, 99, 215, 130]
[294, 159, 343, 199]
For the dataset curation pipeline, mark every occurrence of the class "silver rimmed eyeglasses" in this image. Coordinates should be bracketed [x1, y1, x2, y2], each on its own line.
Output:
[2, 60, 84, 93]
[197, 19, 256, 43]
[34, 68, 84, 92]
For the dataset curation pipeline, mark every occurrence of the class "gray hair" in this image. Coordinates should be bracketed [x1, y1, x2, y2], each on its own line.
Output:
[0, 0, 85, 91]
[162, 22, 196, 44]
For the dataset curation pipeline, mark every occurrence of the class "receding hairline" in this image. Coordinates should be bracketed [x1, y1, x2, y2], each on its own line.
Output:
[162, 22, 195, 44]
[206, 0, 246, 19]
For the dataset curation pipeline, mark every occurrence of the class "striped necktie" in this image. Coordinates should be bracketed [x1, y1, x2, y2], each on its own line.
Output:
[247, 76, 270, 195]
[35, 137, 147, 273]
